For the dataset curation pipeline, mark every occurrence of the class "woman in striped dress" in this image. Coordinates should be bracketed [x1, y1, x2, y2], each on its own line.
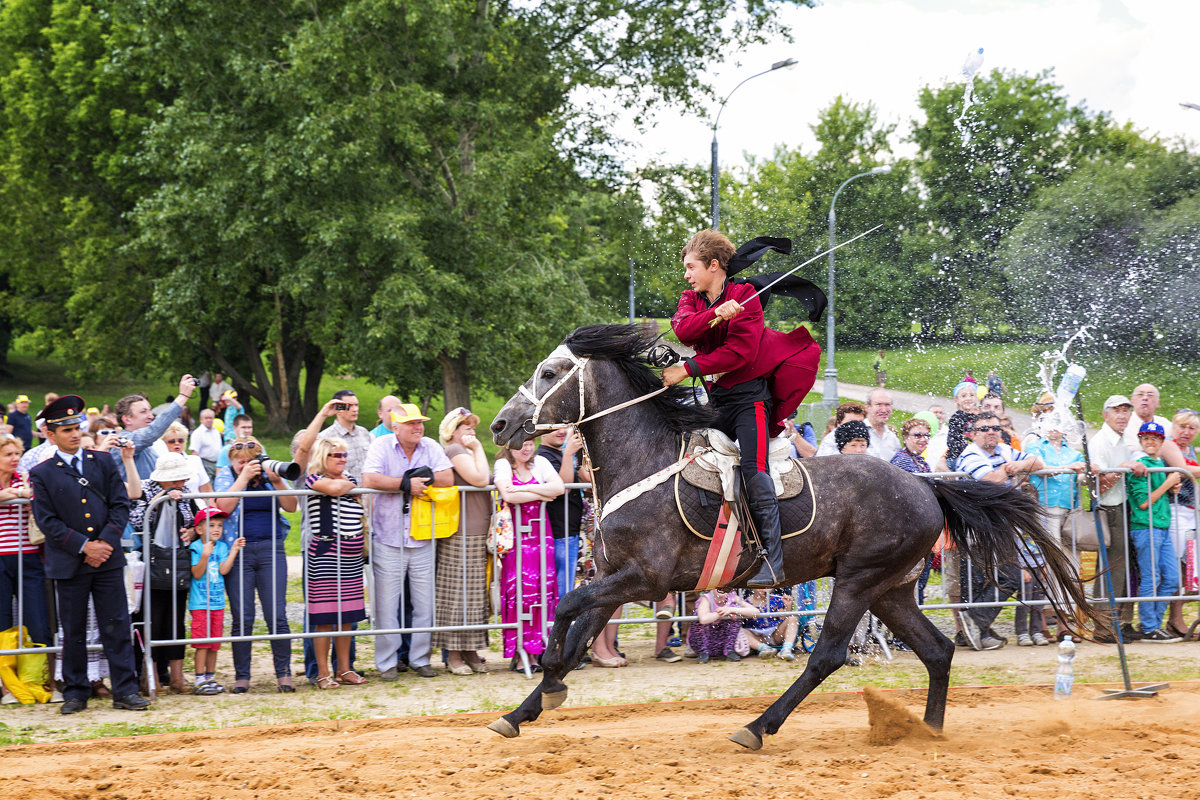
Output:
[304, 437, 368, 689]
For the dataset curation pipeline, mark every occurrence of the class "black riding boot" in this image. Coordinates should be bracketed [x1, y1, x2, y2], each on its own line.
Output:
[745, 472, 784, 588]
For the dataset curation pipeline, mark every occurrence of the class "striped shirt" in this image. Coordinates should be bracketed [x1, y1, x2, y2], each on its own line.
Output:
[957, 441, 1029, 484]
[0, 472, 35, 555]
[304, 473, 366, 542]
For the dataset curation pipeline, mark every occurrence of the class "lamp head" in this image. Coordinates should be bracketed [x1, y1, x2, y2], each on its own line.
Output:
[870, 165, 893, 175]
[771, 58, 798, 71]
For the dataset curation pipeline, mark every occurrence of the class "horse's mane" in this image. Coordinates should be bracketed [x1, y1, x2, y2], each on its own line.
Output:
[562, 324, 719, 434]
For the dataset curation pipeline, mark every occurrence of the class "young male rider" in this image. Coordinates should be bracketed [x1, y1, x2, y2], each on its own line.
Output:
[662, 230, 821, 588]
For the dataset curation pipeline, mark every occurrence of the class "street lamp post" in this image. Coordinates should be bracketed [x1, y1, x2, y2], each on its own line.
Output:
[822, 165, 892, 405]
[710, 58, 797, 229]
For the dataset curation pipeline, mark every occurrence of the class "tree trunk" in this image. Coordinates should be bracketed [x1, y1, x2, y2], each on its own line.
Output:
[302, 347, 325, 421]
[439, 352, 472, 413]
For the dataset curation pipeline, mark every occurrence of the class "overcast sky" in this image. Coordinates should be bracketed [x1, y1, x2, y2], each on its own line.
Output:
[613, 0, 1200, 171]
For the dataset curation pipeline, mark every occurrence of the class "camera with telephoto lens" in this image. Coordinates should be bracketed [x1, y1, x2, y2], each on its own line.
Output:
[252, 453, 301, 481]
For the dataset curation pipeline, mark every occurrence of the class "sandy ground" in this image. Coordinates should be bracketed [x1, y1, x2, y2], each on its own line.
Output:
[5, 680, 1200, 800]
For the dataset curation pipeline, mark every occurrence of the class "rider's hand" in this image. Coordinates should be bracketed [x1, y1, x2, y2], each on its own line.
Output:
[662, 365, 689, 387]
[714, 300, 743, 321]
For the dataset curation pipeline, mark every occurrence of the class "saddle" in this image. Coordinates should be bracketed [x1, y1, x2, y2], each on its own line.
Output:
[680, 429, 804, 501]
[675, 430, 815, 542]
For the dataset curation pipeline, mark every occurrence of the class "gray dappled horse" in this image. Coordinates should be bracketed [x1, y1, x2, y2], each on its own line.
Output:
[489, 324, 1100, 749]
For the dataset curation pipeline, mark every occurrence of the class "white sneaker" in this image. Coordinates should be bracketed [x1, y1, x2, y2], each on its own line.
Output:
[682, 645, 697, 658]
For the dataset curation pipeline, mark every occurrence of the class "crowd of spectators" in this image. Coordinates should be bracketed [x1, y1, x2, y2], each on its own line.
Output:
[2, 369, 1198, 710]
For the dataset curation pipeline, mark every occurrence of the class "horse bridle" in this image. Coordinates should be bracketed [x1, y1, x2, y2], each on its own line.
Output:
[519, 346, 590, 434]
[518, 345, 669, 435]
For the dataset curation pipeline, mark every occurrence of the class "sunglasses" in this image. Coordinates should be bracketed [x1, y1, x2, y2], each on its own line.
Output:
[230, 442, 261, 452]
[329, 452, 349, 458]
[164, 438, 186, 444]
[97, 429, 118, 436]
[973, 425, 1003, 432]
[907, 432, 931, 439]
[1178, 408, 1197, 416]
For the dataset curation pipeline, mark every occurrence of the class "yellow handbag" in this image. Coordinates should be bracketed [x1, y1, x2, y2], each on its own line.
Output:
[409, 486, 460, 540]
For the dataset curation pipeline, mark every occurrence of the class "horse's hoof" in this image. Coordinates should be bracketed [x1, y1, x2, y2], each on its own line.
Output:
[487, 718, 520, 738]
[729, 726, 763, 751]
[542, 689, 568, 710]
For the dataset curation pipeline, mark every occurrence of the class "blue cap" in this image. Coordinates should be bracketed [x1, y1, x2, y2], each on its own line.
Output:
[1137, 421, 1166, 439]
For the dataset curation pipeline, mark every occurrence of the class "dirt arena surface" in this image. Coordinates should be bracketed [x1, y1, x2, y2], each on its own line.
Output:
[5, 682, 1199, 800]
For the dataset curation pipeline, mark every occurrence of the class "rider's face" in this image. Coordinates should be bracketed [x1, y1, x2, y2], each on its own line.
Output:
[683, 252, 724, 298]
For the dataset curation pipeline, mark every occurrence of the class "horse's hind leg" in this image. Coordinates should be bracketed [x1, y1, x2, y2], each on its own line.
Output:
[869, 579, 955, 731]
[731, 580, 876, 750]
[488, 601, 620, 739]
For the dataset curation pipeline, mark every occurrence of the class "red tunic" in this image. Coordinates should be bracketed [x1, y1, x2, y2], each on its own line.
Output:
[672, 281, 821, 436]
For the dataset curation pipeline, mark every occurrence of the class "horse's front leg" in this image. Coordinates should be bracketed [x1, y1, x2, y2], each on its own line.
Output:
[488, 573, 641, 739]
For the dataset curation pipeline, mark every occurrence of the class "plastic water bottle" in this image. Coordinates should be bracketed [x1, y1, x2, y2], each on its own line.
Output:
[961, 47, 985, 80]
[1054, 635, 1076, 700]
[1054, 363, 1087, 410]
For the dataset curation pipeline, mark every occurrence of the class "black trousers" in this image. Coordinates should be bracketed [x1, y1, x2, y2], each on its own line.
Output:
[961, 560, 1022, 631]
[712, 398, 772, 482]
[56, 568, 140, 702]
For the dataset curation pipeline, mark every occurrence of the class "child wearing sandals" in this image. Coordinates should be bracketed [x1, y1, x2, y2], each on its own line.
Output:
[189, 507, 244, 695]
[687, 588, 757, 663]
[743, 588, 799, 660]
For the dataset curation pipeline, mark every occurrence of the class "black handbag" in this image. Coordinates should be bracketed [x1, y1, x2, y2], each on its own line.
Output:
[149, 544, 192, 592]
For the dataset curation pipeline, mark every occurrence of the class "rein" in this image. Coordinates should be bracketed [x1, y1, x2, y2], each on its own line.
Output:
[518, 344, 669, 434]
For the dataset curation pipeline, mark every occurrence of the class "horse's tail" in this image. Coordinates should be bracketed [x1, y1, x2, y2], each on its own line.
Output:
[929, 479, 1109, 640]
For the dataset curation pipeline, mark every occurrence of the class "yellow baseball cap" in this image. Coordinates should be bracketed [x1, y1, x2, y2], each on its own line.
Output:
[391, 404, 430, 425]
[15, 395, 29, 403]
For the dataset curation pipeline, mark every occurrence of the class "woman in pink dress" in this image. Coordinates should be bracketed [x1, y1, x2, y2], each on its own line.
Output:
[493, 440, 564, 667]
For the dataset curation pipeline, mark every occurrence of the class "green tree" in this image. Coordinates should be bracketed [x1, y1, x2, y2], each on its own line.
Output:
[907, 69, 1124, 335]
[131, 0, 815, 429]
[1000, 144, 1200, 358]
[3, 0, 815, 430]
[0, 0, 167, 377]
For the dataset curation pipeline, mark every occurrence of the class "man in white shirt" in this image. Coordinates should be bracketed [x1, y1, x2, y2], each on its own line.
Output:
[209, 372, 233, 404]
[1089, 395, 1148, 639]
[189, 408, 223, 479]
[863, 389, 900, 461]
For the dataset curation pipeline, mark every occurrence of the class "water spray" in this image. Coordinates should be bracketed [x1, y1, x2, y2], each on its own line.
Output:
[955, 47, 985, 144]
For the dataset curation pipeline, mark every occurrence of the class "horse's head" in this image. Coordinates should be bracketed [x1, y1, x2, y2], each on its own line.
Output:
[490, 344, 587, 448]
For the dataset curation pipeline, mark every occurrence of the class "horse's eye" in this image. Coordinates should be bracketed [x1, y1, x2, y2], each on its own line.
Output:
[541, 369, 556, 380]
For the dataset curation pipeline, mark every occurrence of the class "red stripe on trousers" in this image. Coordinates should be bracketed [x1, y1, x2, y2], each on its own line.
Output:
[754, 401, 768, 472]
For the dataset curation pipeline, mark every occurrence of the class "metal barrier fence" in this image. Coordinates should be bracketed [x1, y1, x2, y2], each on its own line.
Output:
[2, 466, 1197, 690]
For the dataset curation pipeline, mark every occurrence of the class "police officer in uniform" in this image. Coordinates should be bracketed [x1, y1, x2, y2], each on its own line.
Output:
[30, 396, 151, 714]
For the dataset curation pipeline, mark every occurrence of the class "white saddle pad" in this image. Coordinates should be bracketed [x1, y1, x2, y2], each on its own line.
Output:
[691, 428, 795, 503]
